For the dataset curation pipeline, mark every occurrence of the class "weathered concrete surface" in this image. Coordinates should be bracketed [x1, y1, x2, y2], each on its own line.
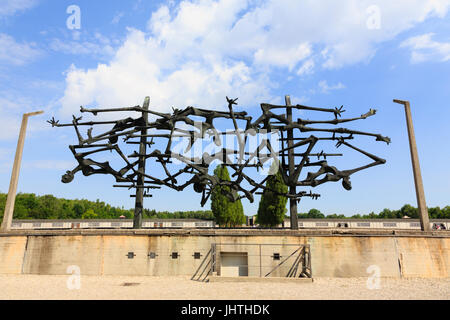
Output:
[308, 236, 401, 278]
[396, 237, 449, 278]
[0, 236, 27, 274]
[0, 231, 449, 278]
[1, 228, 448, 238]
[101, 235, 212, 276]
[22, 235, 103, 275]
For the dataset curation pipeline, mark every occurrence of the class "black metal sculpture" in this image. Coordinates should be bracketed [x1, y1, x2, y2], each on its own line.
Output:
[49, 95, 390, 229]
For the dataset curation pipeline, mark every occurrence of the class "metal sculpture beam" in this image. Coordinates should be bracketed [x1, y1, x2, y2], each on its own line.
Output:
[49, 95, 390, 229]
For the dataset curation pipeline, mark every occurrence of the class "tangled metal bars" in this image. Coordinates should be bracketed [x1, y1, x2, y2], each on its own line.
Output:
[49, 95, 390, 229]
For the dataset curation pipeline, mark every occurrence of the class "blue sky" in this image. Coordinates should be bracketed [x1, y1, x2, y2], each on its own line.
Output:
[0, 0, 449, 216]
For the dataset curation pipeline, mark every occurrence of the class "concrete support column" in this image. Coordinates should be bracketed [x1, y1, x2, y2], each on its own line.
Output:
[393, 99, 430, 231]
[1, 111, 43, 232]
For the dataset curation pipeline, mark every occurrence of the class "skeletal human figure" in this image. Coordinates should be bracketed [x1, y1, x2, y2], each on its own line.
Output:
[50, 96, 389, 208]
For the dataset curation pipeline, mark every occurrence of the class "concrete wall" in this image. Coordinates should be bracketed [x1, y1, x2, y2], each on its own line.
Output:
[0, 231, 448, 278]
[0, 236, 27, 274]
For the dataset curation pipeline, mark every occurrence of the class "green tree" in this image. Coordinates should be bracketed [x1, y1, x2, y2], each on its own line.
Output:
[231, 195, 246, 227]
[73, 203, 84, 218]
[297, 212, 309, 219]
[210, 164, 241, 227]
[81, 209, 98, 219]
[442, 206, 450, 219]
[256, 163, 288, 227]
[378, 208, 395, 219]
[307, 208, 325, 219]
[400, 204, 418, 218]
[326, 214, 346, 219]
[428, 207, 442, 219]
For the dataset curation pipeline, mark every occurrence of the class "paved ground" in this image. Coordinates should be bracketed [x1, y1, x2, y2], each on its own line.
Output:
[0, 275, 448, 300]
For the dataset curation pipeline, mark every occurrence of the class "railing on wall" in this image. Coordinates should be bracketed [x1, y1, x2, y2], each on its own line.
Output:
[192, 243, 312, 281]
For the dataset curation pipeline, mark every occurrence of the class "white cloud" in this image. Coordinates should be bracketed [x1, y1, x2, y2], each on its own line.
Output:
[297, 59, 315, 76]
[318, 80, 346, 94]
[60, 0, 450, 116]
[0, 0, 37, 17]
[0, 33, 41, 65]
[400, 33, 450, 63]
[49, 32, 116, 57]
[112, 12, 124, 24]
[254, 43, 311, 71]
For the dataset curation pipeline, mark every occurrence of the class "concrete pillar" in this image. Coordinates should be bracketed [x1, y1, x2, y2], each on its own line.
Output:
[393, 99, 430, 231]
[1, 111, 43, 232]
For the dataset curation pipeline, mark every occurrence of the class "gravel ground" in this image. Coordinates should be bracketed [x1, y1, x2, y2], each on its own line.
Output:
[0, 275, 448, 300]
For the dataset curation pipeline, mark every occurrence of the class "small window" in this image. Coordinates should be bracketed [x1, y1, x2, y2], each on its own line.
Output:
[171, 222, 183, 227]
[195, 222, 208, 227]
[357, 222, 371, 227]
[315, 222, 328, 227]
[127, 252, 135, 259]
[171, 252, 179, 259]
[148, 252, 157, 259]
[193, 252, 201, 259]
[383, 222, 397, 227]
[273, 253, 281, 260]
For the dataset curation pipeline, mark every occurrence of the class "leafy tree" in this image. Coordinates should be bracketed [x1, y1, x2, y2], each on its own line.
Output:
[378, 208, 395, 219]
[81, 209, 98, 219]
[326, 214, 346, 219]
[12, 202, 29, 219]
[366, 211, 378, 219]
[231, 197, 246, 227]
[400, 204, 418, 218]
[442, 206, 450, 219]
[210, 164, 244, 227]
[256, 163, 288, 227]
[73, 203, 84, 218]
[429, 207, 442, 219]
[307, 208, 325, 219]
[297, 212, 309, 219]
[1, 192, 448, 222]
